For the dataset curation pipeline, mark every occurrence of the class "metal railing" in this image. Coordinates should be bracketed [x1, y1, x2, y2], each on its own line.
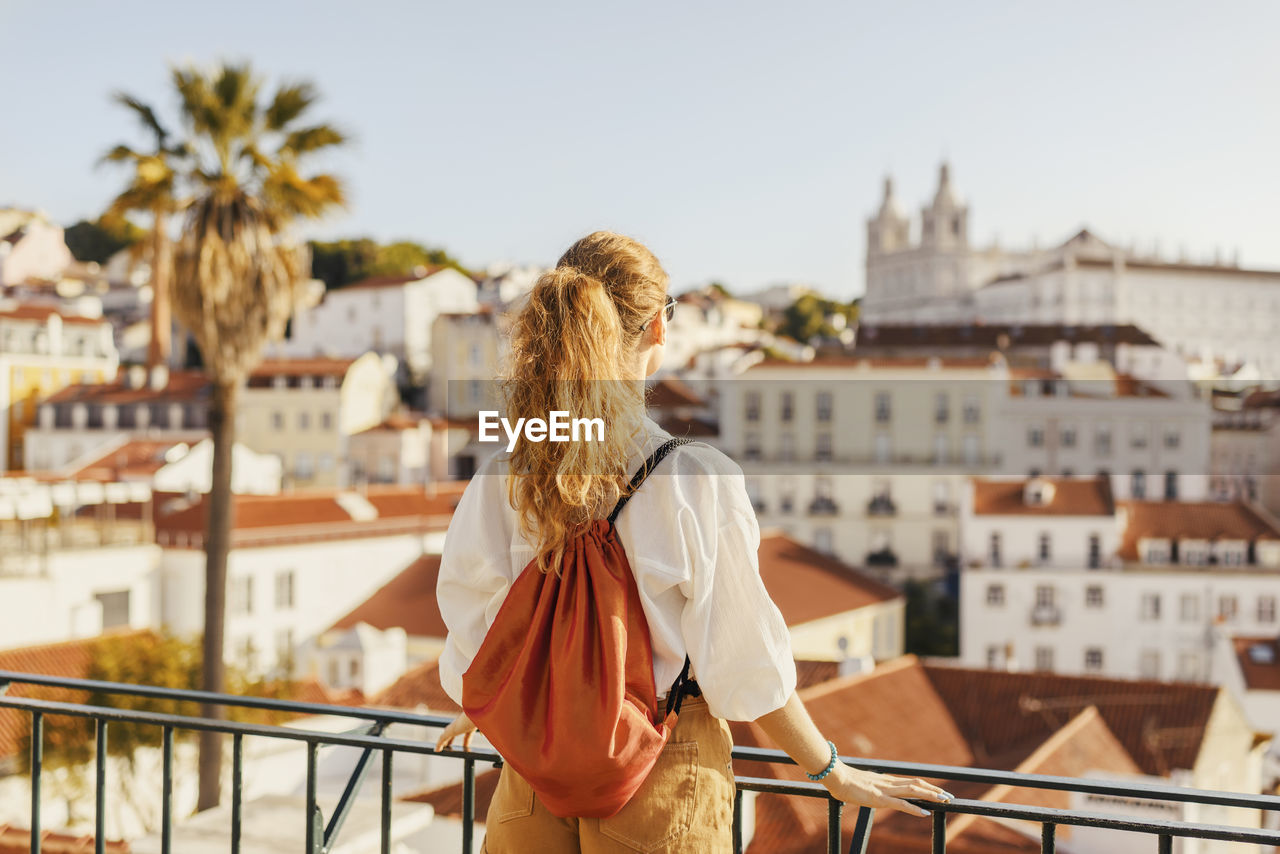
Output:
[1, 669, 1278, 854]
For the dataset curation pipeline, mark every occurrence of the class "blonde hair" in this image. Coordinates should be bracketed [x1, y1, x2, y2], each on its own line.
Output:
[504, 231, 669, 572]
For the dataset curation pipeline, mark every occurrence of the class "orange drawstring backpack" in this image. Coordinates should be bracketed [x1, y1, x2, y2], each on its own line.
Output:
[461, 437, 699, 818]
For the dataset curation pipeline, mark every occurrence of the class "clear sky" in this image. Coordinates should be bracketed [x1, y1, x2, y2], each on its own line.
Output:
[2, 0, 1277, 299]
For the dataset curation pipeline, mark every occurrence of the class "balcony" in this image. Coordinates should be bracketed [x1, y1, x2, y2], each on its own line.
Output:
[865, 496, 897, 517]
[1030, 604, 1062, 626]
[808, 496, 840, 516]
[0, 669, 1278, 854]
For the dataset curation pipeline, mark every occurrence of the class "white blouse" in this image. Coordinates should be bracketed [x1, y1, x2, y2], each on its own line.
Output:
[435, 419, 797, 722]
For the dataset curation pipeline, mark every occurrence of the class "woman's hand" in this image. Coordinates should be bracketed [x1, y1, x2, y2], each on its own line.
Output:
[434, 712, 478, 753]
[820, 763, 953, 817]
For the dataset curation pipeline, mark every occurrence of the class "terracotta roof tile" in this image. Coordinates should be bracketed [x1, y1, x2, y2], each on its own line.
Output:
[155, 486, 459, 548]
[0, 629, 155, 760]
[922, 662, 1218, 776]
[853, 324, 1159, 349]
[657, 415, 718, 438]
[758, 534, 901, 627]
[751, 355, 998, 370]
[794, 659, 840, 691]
[372, 659, 459, 713]
[1118, 500, 1280, 560]
[973, 477, 1114, 517]
[68, 440, 182, 481]
[44, 370, 210, 406]
[0, 304, 108, 327]
[1232, 636, 1280, 692]
[330, 554, 447, 639]
[0, 825, 130, 853]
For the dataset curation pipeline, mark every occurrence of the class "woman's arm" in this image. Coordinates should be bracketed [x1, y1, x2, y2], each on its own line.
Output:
[752, 691, 953, 817]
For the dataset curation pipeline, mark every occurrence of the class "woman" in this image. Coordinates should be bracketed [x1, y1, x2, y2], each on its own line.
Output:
[435, 231, 951, 852]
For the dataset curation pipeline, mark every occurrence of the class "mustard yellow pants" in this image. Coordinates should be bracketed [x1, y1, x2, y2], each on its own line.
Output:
[481, 695, 735, 853]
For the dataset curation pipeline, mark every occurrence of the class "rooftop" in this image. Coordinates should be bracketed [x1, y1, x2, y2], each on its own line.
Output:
[1231, 635, 1280, 692]
[1118, 500, 1280, 560]
[329, 554, 447, 639]
[972, 477, 1114, 517]
[854, 323, 1160, 350]
[757, 533, 902, 626]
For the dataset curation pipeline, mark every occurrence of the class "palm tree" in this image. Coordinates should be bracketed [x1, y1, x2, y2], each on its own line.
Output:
[101, 94, 186, 369]
[167, 62, 347, 811]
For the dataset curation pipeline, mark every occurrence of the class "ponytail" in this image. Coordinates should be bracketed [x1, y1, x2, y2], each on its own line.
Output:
[504, 232, 668, 572]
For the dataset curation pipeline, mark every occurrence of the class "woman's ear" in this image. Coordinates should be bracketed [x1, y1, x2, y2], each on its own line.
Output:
[653, 311, 668, 346]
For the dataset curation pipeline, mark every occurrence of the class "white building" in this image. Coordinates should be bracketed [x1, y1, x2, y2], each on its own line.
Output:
[427, 309, 505, 418]
[714, 355, 1009, 580]
[0, 210, 72, 287]
[1210, 388, 1280, 516]
[277, 266, 479, 385]
[860, 164, 1280, 379]
[155, 486, 457, 677]
[960, 477, 1280, 683]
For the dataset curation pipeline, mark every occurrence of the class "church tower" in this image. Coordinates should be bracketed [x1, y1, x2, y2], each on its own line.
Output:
[866, 175, 910, 255]
[920, 162, 969, 250]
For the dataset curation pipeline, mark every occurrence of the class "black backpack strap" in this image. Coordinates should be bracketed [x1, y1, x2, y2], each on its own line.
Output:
[607, 437, 692, 524]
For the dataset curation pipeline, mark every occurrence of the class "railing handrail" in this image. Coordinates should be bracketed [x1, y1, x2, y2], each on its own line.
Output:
[4, 669, 1280, 816]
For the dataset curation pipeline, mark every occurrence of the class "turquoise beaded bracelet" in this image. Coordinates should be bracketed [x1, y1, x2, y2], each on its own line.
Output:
[806, 740, 839, 781]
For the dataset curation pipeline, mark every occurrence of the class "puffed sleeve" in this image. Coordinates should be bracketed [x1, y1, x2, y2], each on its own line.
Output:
[436, 467, 513, 706]
[673, 447, 797, 721]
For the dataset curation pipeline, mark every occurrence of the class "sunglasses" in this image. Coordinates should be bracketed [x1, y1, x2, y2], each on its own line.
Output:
[641, 296, 678, 331]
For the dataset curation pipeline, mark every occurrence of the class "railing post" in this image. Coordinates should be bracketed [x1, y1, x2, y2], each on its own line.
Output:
[381, 749, 393, 854]
[306, 742, 322, 854]
[462, 758, 476, 854]
[932, 808, 946, 854]
[95, 719, 107, 854]
[732, 788, 744, 854]
[30, 711, 41, 854]
[161, 725, 173, 854]
[849, 807, 875, 854]
[1158, 834, 1172, 854]
[232, 732, 243, 854]
[1042, 822, 1055, 853]
[827, 798, 842, 853]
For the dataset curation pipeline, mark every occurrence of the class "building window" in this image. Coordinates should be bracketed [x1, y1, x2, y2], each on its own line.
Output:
[986, 583, 1005, 606]
[1095, 427, 1112, 456]
[1130, 425, 1149, 449]
[962, 434, 980, 464]
[1177, 651, 1201, 681]
[1060, 426, 1077, 448]
[1218, 594, 1238, 622]
[963, 395, 981, 424]
[230, 576, 254, 617]
[816, 391, 833, 423]
[274, 570, 295, 610]
[989, 532, 1002, 567]
[298, 411, 311, 430]
[1139, 649, 1161, 680]
[320, 411, 334, 431]
[1038, 532, 1052, 563]
[94, 591, 131, 629]
[932, 530, 950, 566]
[1087, 534, 1102, 569]
[934, 392, 949, 424]
[986, 645, 1002, 669]
[744, 433, 761, 461]
[1086, 585, 1104, 608]
[933, 480, 950, 515]
[271, 411, 284, 430]
[1259, 595, 1277, 624]
[1163, 428, 1180, 450]
[744, 391, 761, 423]
[1028, 425, 1045, 448]
[1035, 585, 1055, 608]
[1035, 646, 1054, 672]
[873, 433, 891, 463]
[1164, 471, 1178, 500]
[874, 392, 891, 424]
[1180, 593, 1200, 622]
[295, 452, 314, 480]
[1084, 648, 1104, 672]
[813, 527, 834, 555]
[815, 432, 833, 462]
[275, 629, 294, 674]
[933, 433, 948, 464]
[1140, 593, 1161, 621]
[780, 391, 794, 423]
[1131, 470, 1146, 499]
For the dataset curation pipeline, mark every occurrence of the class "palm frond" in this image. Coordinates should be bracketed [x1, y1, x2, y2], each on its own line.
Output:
[112, 91, 170, 144]
[265, 82, 317, 132]
[100, 144, 144, 167]
[279, 124, 348, 157]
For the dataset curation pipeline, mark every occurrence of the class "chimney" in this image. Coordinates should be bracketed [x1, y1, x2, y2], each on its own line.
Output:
[149, 364, 170, 391]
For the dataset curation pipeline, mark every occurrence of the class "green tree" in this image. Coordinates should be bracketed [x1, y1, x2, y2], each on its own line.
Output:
[101, 93, 188, 369]
[308, 237, 471, 289]
[775, 293, 860, 343]
[165, 61, 348, 810]
[64, 217, 145, 264]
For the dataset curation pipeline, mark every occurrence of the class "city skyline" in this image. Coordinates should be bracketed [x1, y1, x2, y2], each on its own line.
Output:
[2, 0, 1278, 299]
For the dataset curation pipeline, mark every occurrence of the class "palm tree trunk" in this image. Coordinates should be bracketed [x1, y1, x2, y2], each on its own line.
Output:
[147, 208, 172, 369]
[197, 379, 237, 811]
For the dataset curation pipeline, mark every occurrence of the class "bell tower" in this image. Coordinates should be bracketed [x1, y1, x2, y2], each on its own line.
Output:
[920, 162, 969, 250]
[866, 175, 910, 255]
